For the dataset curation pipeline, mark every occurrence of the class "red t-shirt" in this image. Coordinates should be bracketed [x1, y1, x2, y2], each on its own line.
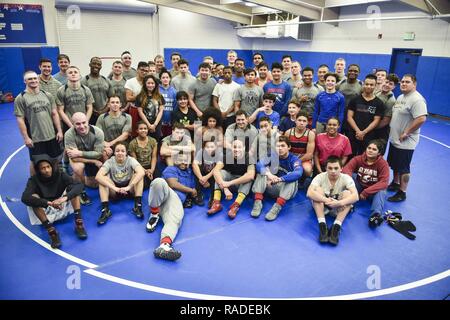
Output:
[315, 133, 352, 165]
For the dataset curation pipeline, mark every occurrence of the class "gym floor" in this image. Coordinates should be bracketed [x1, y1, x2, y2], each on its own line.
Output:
[0, 102, 449, 300]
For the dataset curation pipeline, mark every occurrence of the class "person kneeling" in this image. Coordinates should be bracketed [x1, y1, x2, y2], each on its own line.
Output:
[146, 153, 196, 261]
[343, 139, 389, 228]
[95, 143, 145, 225]
[307, 156, 359, 246]
[251, 136, 303, 221]
[21, 156, 87, 249]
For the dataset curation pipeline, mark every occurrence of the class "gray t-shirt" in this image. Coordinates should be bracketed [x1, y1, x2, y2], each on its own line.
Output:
[389, 90, 427, 150]
[14, 90, 56, 143]
[224, 123, 258, 150]
[53, 72, 68, 85]
[81, 75, 114, 112]
[64, 125, 104, 159]
[233, 84, 264, 116]
[282, 71, 293, 82]
[293, 84, 324, 115]
[110, 77, 127, 107]
[102, 156, 141, 185]
[188, 78, 217, 112]
[338, 79, 363, 107]
[39, 76, 62, 99]
[95, 112, 132, 142]
[376, 91, 396, 117]
[310, 172, 356, 197]
[56, 85, 95, 119]
[171, 74, 196, 93]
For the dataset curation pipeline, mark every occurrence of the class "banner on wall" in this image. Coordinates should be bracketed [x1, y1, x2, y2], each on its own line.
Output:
[0, 3, 46, 44]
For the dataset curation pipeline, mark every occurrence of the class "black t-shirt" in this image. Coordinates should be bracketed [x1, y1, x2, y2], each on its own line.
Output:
[171, 108, 198, 127]
[221, 150, 253, 176]
[347, 95, 385, 132]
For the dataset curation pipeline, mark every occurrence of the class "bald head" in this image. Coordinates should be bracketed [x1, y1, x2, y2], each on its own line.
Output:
[72, 112, 89, 135]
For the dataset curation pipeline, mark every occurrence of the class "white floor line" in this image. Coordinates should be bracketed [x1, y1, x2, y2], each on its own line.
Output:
[1, 139, 449, 299]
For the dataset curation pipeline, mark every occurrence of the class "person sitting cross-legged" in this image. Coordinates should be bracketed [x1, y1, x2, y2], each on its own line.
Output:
[342, 139, 389, 228]
[95, 143, 145, 225]
[307, 156, 359, 246]
[208, 139, 255, 219]
[21, 156, 87, 249]
[251, 136, 303, 221]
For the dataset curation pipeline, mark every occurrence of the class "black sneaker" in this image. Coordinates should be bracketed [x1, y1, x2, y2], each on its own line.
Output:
[153, 243, 182, 261]
[80, 192, 92, 206]
[97, 208, 112, 225]
[146, 214, 160, 232]
[319, 222, 329, 243]
[387, 191, 406, 202]
[369, 213, 384, 228]
[387, 182, 400, 192]
[132, 205, 144, 219]
[48, 228, 61, 249]
[193, 192, 205, 206]
[329, 224, 341, 246]
[183, 196, 193, 208]
[75, 219, 88, 239]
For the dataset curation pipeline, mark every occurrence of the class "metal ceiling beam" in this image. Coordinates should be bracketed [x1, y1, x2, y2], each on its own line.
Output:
[140, 0, 253, 24]
[397, 0, 432, 13]
[246, 0, 321, 20]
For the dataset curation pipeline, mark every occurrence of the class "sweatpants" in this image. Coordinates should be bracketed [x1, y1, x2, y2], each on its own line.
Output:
[354, 179, 386, 215]
[215, 170, 252, 195]
[252, 173, 298, 200]
[148, 178, 184, 242]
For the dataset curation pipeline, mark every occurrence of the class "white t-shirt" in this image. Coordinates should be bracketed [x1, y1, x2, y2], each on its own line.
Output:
[310, 172, 355, 198]
[124, 77, 143, 96]
[389, 90, 427, 150]
[212, 81, 240, 115]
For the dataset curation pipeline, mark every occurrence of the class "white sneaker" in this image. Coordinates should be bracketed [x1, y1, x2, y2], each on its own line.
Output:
[153, 243, 182, 261]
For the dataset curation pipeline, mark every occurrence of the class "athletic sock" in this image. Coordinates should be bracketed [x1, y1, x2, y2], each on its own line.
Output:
[150, 207, 159, 215]
[101, 202, 109, 211]
[214, 189, 222, 201]
[43, 220, 53, 230]
[161, 236, 172, 245]
[334, 219, 342, 226]
[235, 192, 246, 205]
[276, 197, 286, 207]
[318, 217, 326, 224]
[254, 193, 264, 201]
[74, 209, 82, 219]
[134, 196, 142, 208]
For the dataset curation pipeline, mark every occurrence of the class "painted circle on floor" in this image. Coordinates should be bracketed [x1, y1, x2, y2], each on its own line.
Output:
[1, 141, 449, 299]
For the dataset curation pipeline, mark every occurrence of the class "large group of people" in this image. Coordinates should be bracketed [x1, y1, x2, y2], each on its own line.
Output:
[16, 50, 428, 261]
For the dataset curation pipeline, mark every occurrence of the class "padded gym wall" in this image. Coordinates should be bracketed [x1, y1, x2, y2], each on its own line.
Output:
[0, 47, 60, 97]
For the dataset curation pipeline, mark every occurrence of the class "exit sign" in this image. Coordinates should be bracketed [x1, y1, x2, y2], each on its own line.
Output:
[403, 32, 415, 41]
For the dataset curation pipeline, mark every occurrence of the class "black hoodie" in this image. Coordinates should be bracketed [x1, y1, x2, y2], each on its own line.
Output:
[21, 155, 83, 208]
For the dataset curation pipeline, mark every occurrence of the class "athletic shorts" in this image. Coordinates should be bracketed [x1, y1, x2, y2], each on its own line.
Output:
[28, 139, 63, 161]
[387, 144, 414, 174]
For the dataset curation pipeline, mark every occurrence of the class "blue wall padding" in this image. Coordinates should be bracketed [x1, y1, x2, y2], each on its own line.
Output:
[0, 46, 60, 97]
[416, 56, 450, 117]
[0, 48, 25, 97]
[40, 47, 61, 73]
[165, 47, 448, 117]
[0, 46, 447, 117]
[22, 48, 43, 74]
